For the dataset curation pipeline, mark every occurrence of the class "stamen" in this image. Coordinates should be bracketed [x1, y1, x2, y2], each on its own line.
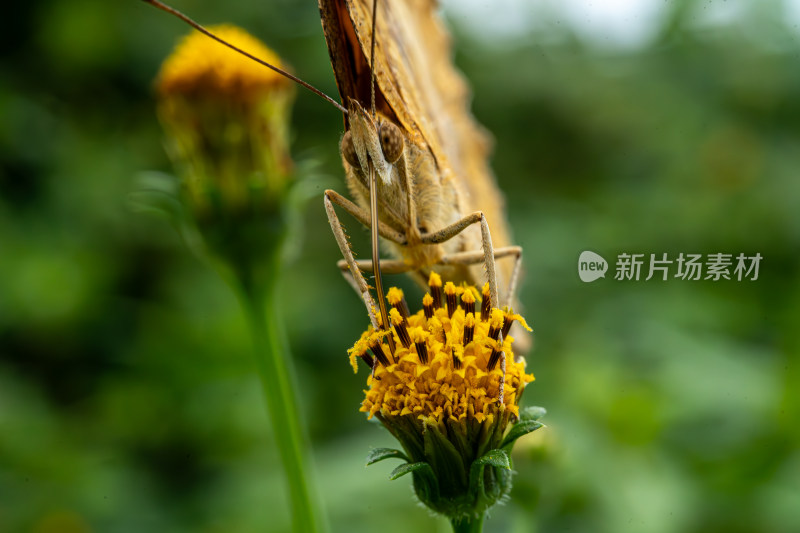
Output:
[445, 282, 457, 318]
[487, 309, 504, 341]
[462, 288, 476, 316]
[416, 340, 429, 365]
[387, 287, 410, 320]
[463, 313, 475, 345]
[359, 353, 374, 369]
[390, 308, 411, 348]
[369, 340, 391, 367]
[411, 329, 430, 364]
[487, 347, 503, 371]
[429, 272, 442, 309]
[422, 293, 434, 319]
[481, 282, 491, 320]
[501, 313, 516, 340]
[356, 282, 535, 429]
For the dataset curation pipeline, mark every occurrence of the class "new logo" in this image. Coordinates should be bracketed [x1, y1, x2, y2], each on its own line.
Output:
[578, 251, 608, 282]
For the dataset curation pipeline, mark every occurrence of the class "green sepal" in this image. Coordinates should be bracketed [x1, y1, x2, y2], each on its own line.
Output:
[500, 420, 543, 450]
[366, 448, 408, 466]
[390, 461, 434, 480]
[390, 461, 440, 506]
[468, 449, 511, 501]
[423, 420, 467, 492]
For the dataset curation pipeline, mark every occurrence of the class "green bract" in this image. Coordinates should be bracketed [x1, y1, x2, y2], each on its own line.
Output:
[369, 406, 545, 522]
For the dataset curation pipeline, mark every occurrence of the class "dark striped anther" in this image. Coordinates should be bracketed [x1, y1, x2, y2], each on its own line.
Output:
[444, 282, 458, 318]
[390, 308, 411, 348]
[359, 352, 374, 369]
[452, 347, 462, 370]
[463, 313, 475, 345]
[422, 293, 434, 319]
[461, 288, 476, 316]
[501, 313, 516, 340]
[487, 309, 504, 342]
[429, 272, 443, 309]
[481, 282, 491, 320]
[369, 340, 391, 367]
[386, 287, 410, 320]
[487, 347, 503, 371]
[412, 329, 430, 365]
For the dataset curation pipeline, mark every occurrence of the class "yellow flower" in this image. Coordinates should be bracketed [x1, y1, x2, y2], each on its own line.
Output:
[349, 274, 542, 521]
[350, 278, 534, 427]
[155, 26, 295, 222]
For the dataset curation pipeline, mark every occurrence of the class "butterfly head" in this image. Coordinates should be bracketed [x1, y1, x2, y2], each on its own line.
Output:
[340, 99, 404, 186]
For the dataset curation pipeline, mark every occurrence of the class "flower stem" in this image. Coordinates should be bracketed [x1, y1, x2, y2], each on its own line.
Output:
[237, 259, 325, 533]
[451, 514, 485, 533]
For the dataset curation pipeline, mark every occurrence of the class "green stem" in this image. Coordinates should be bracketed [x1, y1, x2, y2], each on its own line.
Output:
[451, 514, 485, 533]
[237, 260, 325, 533]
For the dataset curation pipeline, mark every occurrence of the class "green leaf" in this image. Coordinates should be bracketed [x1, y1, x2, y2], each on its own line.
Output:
[390, 461, 434, 481]
[500, 420, 543, 449]
[365, 448, 408, 466]
[519, 406, 547, 422]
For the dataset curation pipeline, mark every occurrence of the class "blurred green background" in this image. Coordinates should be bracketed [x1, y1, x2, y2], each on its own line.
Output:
[1, 0, 799, 531]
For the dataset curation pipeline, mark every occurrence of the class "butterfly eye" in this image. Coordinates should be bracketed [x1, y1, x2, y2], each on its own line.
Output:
[340, 130, 360, 168]
[379, 121, 404, 164]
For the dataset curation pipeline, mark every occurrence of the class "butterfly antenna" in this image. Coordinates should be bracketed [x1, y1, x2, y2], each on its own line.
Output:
[142, 0, 347, 115]
[369, 0, 378, 118]
[361, 0, 391, 346]
[366, 0, 392, 353]
[368, 160, 394, 354]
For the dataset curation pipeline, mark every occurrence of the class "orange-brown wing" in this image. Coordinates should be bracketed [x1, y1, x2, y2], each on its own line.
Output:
[318, 0, 512, 276]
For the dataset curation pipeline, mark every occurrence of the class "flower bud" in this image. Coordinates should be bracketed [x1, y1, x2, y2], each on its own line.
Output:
[155, 26, 296, 269]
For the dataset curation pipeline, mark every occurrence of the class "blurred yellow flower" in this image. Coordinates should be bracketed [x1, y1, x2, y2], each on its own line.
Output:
[151, 24, 323, 533]
[155, 25, 295, 222]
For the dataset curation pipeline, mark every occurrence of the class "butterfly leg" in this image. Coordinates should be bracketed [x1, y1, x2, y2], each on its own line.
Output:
[422, 213, 520, 405]
[335, 259, 412, 299]
[337, 259, 412, 275]
[439, 246, 523, 308]
[420, 212, 502, 307]
[324, 189, 407, 328]
[439, 245, 527, 403]
[325, 190, 406, 244]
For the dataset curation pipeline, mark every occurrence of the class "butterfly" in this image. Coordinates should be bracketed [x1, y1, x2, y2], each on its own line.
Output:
[318, 0, 525, 342]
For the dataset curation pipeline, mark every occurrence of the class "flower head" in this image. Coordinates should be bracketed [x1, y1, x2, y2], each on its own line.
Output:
[154, 26, 296, 275]
[349, 275, 543, 521]
[156, 26, 295, 221]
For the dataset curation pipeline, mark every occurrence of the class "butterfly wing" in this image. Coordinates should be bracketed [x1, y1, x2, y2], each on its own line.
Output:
[319, 0, 514, 285]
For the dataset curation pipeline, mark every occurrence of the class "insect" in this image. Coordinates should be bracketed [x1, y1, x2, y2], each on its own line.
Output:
[318, 0, 525, 337]
[142, 0, 527, 348]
